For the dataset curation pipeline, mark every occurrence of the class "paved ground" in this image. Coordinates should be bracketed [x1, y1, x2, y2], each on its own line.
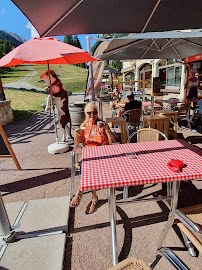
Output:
[0, 98, 202, 270]
[3, 65, 45, 91]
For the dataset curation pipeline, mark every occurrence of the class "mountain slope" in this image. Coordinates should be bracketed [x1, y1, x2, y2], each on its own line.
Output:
[0, 30, 26, 45]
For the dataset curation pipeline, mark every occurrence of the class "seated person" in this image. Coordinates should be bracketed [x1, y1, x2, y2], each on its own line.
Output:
[117, 91, 142, 117]
[195, 99, 202, 115]
[70, 102, 116, 214]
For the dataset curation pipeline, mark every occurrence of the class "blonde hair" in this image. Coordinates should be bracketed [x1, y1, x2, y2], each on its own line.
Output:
[84, 102, 98, 113]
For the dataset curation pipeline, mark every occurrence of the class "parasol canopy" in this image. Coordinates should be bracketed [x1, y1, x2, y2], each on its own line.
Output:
[0, 37, 98, 67]
[99, 31, 202, 60]
[11, 0, 202, 37]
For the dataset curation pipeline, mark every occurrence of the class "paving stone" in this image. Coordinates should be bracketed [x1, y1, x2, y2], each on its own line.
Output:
[19, 196, 70, 234]
[0, 234, 66, 270]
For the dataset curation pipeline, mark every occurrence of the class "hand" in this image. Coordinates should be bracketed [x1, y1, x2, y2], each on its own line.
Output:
[75, 127, 83, 135]
[101, 123, 110, 131]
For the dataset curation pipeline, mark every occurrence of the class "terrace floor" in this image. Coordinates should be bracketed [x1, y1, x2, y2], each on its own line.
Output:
[0, 95, 202, 269]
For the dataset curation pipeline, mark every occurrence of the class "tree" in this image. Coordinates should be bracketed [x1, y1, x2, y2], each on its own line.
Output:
[63, 35, 74, 46]
[73, 35, 82, 49]
[112, 60, 123, 71]
[2, 40, 10, 55]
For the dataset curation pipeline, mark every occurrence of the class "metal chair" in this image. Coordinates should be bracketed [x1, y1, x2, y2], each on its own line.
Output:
[108, 257, 152, 270]
[151, 204, 202, 270]
[123, 128, 168, 201]
[123, 109, 142, 138]
[128, 128, 168, 143]
[70, 146, 82, 200]
[193, 99, 202, 125]
[172, 103, 190, 129]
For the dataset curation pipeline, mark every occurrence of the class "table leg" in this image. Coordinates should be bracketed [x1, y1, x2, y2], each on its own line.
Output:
[99, 101, 103, 120]
[108, 188, 118, 266]
[173, 114, 177, 139]
[156, 181, 180, 250]
[164, 119, 169, 139]
[171, 181, 180, 211]
[120, 122, 127, 143]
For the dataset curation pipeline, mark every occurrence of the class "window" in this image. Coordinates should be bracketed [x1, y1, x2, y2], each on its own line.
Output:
[159, 60, 182, 88]
[166, 66, 182, 87]
[174, 66, 182, 87]
[167, 67, 174, 86]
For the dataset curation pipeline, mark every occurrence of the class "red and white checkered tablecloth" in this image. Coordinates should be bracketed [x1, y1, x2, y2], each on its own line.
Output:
[80, 140, 202, 192]
[142, 102, 161, 107]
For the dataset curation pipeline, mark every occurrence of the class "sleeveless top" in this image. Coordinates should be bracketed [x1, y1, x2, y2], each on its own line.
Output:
[187, 78, 199, 99]
[81, 123, 109, 147]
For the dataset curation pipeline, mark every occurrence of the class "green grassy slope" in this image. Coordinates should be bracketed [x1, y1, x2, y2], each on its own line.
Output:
[5, 89, 47, 122]
[1, 64, 88, 92]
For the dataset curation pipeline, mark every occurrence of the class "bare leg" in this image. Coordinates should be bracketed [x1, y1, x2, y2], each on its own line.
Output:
[116, 109, 121, 117]
[70, 185, 83, 207]
[85, 190, 98, 214]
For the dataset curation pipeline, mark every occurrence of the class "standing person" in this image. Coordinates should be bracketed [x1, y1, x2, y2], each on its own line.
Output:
[70, 102, 116, 214]
[184, 69, 202, 102]
[117, 91, 142, 117]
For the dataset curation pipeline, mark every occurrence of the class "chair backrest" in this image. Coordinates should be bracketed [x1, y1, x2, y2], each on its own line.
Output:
[178, 103, 190, 116]
[128, 128, 168, 143]
[128, 109, 142, 123]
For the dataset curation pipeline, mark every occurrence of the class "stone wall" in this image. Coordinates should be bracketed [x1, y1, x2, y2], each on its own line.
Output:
[0, 100, 14, 126]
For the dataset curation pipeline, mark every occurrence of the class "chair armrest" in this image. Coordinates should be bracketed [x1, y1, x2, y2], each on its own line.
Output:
[171, 106, 179, 111]
[122, 110, 130, 115]
[71, 145, 82, 165]
[170, 209, 202, 237]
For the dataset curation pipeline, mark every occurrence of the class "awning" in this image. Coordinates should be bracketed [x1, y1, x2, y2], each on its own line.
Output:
[184, 54, 202, 63]
[99, 31, 202, 60]
[11, 0, 202, 37]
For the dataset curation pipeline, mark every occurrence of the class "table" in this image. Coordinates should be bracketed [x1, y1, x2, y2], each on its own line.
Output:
[143, 115, 169, 138]
[106, 117, 128, 144]
[157, 110, 178, 139]
[80, 140, 202, 266]
[142, 101, 162, 108]
[157, 99, 183, 110]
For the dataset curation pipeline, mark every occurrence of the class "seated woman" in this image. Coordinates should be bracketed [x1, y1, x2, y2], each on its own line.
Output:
[70, 102, 116, 214]
[109, 89, 121, 116]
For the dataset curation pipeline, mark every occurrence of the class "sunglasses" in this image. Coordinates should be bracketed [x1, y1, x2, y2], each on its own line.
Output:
[86, 111, 97, 116]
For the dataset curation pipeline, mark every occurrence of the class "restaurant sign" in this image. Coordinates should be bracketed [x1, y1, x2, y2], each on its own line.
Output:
[184, 54, 202, 63]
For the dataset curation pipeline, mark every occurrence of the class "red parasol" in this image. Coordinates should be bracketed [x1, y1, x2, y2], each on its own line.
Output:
[0, 37, 98, 145]
[0, 37, 98, 67]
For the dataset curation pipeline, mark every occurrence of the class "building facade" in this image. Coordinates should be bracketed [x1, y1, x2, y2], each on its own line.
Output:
[122, 59, 187, 100]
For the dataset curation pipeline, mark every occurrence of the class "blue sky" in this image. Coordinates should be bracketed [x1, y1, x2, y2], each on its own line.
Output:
[0, 0, 97, 51]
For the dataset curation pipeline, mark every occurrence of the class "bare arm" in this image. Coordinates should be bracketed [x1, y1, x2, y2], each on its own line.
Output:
[102, 123, 116, 144]
[74, 122, 86, 145]
[106, 129, 116, 144]
[184, 78, 190, 101]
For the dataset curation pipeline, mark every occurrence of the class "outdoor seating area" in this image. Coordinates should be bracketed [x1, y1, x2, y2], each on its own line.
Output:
[0, 99, 202, 270]
[0, 1, 202, 269]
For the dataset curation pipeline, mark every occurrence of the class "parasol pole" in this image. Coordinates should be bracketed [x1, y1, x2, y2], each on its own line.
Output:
[47, 60, 59, 143]
[87, 36, 95, 101]
[0, 192, 16, 244]
[59, 65, 63, 82]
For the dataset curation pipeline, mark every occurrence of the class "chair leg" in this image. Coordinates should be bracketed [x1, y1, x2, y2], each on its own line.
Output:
[150, 248, 190, 270]
[181, 232, 197, 257]
[70, 151, 76, 199]
[126, 122, 129, 140]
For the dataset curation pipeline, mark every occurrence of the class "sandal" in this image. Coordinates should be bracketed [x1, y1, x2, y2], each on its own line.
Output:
[85, 196, 98, 215]
[70, 192, 83, 208]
